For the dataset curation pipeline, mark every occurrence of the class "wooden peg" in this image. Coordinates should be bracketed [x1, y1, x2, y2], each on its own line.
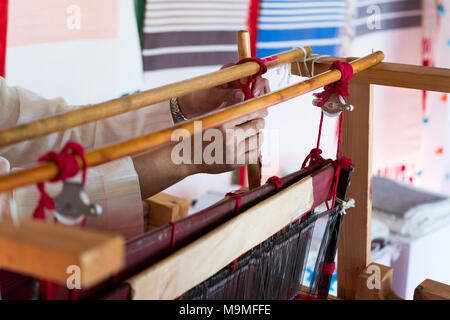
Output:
[237, 30, 262, 190]
[355, 263, 402, 300]
[143, 193, 189, 230]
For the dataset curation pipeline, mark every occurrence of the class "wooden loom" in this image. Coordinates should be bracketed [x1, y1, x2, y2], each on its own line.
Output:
[0, 31, 449, 300]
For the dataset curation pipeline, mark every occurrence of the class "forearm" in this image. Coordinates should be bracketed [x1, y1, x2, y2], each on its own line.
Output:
[132, 143, 197, 199]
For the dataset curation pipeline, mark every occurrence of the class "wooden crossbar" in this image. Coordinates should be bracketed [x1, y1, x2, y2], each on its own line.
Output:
[292, 57, 450, 93]
[126, 166, 334, 300]
[0, 48, 311, 149]
[0, 218, 124, 287]
[0, 51, 384, 194]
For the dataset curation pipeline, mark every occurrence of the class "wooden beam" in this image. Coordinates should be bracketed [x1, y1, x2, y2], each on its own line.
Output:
[292, 58, 450, 93]
[237, 30, 261, 189]
[127, 175, 316, 299]
[338, 82, 373, 299]
[355, 263, 402, 300]
[0, 218, 124, 288]
[0, 51, 384, 194]
[414, 279, 450, 300]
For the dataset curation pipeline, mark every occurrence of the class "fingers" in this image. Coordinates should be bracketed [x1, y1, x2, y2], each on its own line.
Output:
[228, 129, 264, 165]
[222, 110, 268, 128]
[236, 117, 265, 133]
[252, 77, 271, 97]
[210, 87, 245, 107]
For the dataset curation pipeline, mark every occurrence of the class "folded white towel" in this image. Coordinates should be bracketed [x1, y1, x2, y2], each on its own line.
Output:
[372, 176, 450, 237]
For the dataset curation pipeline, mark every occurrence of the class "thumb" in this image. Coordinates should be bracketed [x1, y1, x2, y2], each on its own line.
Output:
[211, 87, 245, 107]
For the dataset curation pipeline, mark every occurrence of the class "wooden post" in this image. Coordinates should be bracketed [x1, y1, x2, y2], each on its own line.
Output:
[237, 30, 261, 189]
[338, 82, 373, 299]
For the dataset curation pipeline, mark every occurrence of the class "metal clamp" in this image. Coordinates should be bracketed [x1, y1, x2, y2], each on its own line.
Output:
[313, 93, 354, 117]
[54, 181, 102, 225]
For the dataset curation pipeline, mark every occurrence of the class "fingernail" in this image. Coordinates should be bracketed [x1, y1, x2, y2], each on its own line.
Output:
[253, 89, 261, 96]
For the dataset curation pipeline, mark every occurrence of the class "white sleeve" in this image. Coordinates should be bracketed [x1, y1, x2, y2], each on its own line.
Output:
[0, 77, 174, 166]
[0, 78, 175, 238]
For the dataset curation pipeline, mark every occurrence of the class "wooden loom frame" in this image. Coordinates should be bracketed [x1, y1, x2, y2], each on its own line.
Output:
[291, 56, 450, 299]
[0, 30, 448, 299]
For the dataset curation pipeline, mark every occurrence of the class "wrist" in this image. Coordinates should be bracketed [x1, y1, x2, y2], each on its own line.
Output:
[170, 97, 189, 123]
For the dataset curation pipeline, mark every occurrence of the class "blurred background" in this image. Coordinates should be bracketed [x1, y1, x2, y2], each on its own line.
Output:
[2, 0, 450, 299]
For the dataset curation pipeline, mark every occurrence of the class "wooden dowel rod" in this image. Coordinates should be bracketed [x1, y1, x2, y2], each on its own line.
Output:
[0, 48, 311, 149]
[237, 30, 261, 190]
[0, 51, 384, 194]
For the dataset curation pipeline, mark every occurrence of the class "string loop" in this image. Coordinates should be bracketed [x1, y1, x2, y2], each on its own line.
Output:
[235, 56, 276, 99]
[313, 60, 353, 108]
[33, 141, 87, 220]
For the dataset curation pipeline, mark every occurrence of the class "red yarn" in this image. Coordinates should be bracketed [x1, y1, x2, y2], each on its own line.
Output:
[0, 0, 8, 78]
[327, 109, 353, 214]
[32, 142, 87, 301]
[313, 60, 354, 107]
[235, 55, 277, 186]
[302, 112, 328, 170]
[33, 141, 87, 220]
[169, 221, 176, 252]
[230, 259, 237, 274]
[246, 0, 261, 57]
[238, 166, 247, 187]
[302, 60, 354, 215]
[322, 262, 335, 275]
[226, 192, 242, 214]
[226, 192, 243, 274]
[293, 293, 324, 300]
[235, 56, 276, 100]
[266, 176, 283, 191]
[301, 148, 327, 169]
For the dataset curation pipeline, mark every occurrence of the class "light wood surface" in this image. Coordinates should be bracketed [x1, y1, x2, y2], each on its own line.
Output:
[355, 263, 402, 300]
[338, 82, 373, 299]
[0, 218, 124, 288]
[0, 48, 311, 149]
[237, 30, 261, 190]
[414, 279, 450, 300]
[292, 58, 450, 92]
[144, 193, 189, 227]
[0, 52, 384, 194]
[127, 175, 314, 300]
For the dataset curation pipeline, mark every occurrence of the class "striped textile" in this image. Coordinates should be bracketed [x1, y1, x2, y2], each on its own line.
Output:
[256, 0, 346, 58]
[350, 0, 422, 37]
[142, 0, 251, 71]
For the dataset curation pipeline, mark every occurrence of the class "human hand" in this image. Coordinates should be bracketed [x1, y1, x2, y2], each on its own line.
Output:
[191, 109, 268, 175]
[177, 64, 270, 119]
